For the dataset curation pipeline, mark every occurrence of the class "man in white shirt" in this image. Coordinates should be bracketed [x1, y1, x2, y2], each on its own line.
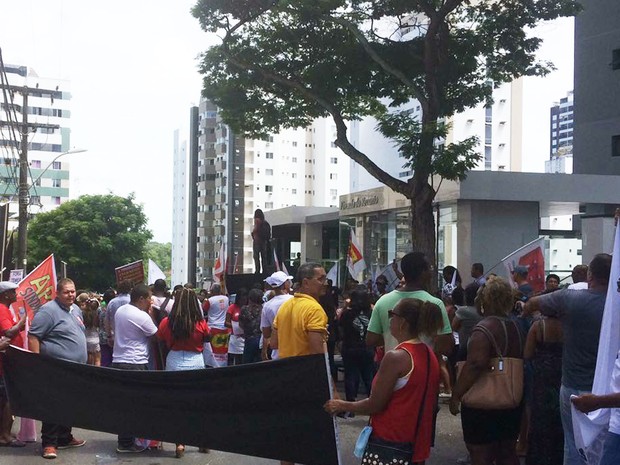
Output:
[112, 284, 158, 453]
[261, 271, 293, 360]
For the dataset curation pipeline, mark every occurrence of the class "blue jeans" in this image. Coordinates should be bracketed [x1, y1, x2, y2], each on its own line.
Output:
[242, 336, 261, 364]
[560, 384, 589, 465]
[600, 431, 620, 465]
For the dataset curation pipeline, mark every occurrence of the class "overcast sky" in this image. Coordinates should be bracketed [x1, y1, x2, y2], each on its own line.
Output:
[0, 1, 574, 243]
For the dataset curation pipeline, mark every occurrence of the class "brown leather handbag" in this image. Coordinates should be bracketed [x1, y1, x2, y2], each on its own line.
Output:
[457, 318, 524, 410]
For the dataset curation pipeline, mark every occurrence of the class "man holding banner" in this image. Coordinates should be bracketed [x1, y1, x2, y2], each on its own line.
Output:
[28, 278, 87, 460]
[525, 253, 612, 465]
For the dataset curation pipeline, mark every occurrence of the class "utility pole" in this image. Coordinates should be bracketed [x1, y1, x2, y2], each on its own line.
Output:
[1, 85, 60, 272]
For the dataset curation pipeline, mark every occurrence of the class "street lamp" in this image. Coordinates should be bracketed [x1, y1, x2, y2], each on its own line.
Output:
[17, 148, 87, 271]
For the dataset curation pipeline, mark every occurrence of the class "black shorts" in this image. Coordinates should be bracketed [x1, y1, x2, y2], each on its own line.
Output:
[461, 404, 522, 445]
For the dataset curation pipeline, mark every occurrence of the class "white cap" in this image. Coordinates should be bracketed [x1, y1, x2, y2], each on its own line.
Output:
[264, 271, 293, 287]
[0, 281, 18, 294]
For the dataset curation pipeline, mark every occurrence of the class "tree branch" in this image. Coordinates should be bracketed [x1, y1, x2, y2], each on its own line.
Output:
[219, 31, 410, 197]
[331, 16, 428, 107]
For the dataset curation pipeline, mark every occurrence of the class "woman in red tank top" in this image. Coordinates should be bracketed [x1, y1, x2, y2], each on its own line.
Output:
[325, 298, 442, 464]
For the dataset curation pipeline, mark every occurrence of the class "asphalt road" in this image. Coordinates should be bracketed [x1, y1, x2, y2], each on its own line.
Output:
[1, 398, 467, 465]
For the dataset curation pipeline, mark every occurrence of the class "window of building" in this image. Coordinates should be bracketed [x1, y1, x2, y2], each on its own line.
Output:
[30, 195, 40, 205]
[330, 157, 338, 164]
[613, 135, 620, 157]
[330, 173, 337, 180]
[331, 142, 337, 148]
[330, 189, 337, 196]
[53, 196, 61, 205]
[612, 49, 620, 70]
[51, 178, 61, 188]
[292, 141, 297, 147]
[265, 185, 273, 192]
[292, 157, 297, 163]
[52, 161, 61, 170]
[292, 173, 297, 178]
[266, 169, 273, 176]
[292, 189, 297, 194]
[33, 178, 41, 187]
[266, 152, 274, 159]
[31, 160, 41, 168]
[265, 202, 274, 209]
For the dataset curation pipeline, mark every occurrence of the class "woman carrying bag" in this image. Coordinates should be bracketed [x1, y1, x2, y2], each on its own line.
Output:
[324, 298, 443, 465]
[450, 276, 525, 465]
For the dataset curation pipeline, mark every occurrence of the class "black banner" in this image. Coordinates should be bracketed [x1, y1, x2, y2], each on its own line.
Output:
[3, 347, 339, 465]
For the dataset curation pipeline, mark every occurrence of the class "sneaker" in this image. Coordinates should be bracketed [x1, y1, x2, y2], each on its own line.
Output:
[42, 446, 57, 459]
[57, 438, 86, 449]
[116, 444, 147, 453]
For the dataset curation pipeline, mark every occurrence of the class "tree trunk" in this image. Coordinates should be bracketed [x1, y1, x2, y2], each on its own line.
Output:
[409, 177, 437, 290]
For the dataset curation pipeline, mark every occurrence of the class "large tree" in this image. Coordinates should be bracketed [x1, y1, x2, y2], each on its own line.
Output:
[28, 194, 152, 291]
[192, 0, 580, 270]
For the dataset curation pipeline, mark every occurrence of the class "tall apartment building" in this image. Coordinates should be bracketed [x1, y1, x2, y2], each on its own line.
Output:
[348, 80, 525, 191]
[0, 64, 72, 221]
[550, 91, 574, 158]
[573, 0, 620, 176]
[171, 128, 189, 286]
[188, 100, 350, 282]
[545, 91, 574, 174]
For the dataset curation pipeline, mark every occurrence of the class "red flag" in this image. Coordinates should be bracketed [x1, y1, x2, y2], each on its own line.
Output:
[214, 243, 225, 283]
[12, 254, 57, 323]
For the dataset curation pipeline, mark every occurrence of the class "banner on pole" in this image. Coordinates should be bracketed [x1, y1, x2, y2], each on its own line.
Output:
[501, 237, 545, 294]
[11, 255, 57, 323]
[115, 260, 145, 285]
[4, 347, 339, 465]
[213, 243, 225, 283]
[9, 269, 23, 284]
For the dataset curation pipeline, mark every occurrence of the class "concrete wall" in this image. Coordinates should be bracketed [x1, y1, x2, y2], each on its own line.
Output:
[457, 200, 540, 280]
[582, 217, 616, 263]
[573, 0, 620, 175]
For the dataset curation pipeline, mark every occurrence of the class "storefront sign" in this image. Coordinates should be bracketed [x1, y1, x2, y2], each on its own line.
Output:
[340, 194, 380, 211]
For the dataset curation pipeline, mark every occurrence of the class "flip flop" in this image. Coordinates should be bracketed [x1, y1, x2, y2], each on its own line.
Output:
[0, 439, 26, 447]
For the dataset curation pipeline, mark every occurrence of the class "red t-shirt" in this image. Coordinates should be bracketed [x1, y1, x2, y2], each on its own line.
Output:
[157, 317, 210, 353]
[227, 303, 241, 322]
[370, 342, 439, 462]
[0, 303, 24, 375]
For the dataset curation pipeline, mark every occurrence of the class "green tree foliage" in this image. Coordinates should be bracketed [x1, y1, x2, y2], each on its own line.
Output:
[192, 0, 581, 270]
[27, 194, 152, 291]
[144, 241, 172, 278]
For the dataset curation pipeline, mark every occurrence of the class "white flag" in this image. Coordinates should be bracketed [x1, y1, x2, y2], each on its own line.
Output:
[147, 259, 166, 285]
[346, 229, 366, 280]
[572, 222, 620, 458]
[326, 262, 339, 284]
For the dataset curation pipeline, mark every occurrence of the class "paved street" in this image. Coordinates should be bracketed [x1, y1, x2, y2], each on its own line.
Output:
[3, 400, 466, 465]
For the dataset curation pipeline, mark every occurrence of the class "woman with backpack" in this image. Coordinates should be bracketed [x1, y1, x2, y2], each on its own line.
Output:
[338, 289, 376, 409]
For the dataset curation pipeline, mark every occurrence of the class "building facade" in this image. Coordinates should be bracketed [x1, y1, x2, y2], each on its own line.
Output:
[171, 128, 189, 286]
[573, 0, 620, 176]
[0, 64, 72, 221]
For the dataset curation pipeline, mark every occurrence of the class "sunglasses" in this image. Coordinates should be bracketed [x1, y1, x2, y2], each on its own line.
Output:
[388, 309, 403, 319]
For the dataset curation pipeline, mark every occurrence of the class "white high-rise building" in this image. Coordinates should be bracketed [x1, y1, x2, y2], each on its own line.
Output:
[171, 128, 189, 286]
[0, 64, 72, 222]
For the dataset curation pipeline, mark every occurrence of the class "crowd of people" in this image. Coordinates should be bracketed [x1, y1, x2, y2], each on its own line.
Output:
[0, 234, 618, 465]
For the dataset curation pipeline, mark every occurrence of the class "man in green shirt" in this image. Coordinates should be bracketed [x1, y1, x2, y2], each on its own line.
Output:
[367, 252, 454, 356]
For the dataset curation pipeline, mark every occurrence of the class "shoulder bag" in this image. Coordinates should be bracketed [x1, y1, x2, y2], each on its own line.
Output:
[458, 317, 523, 410]
[360, 344, 431, 465]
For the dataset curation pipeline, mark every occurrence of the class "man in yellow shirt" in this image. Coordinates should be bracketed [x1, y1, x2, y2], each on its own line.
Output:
[272, 263, 329, 465]
[272, 262, 328, 358]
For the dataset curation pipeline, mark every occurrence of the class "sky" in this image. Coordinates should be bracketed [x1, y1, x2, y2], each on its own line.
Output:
[0, 1, 574, 243]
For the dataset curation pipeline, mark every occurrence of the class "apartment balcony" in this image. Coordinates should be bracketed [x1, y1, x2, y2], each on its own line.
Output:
[203, 163, 216, 176]
[214, 209, 226, 220]
[214, 225, 225, 236]
[215, 159, 227, 171]
[215, 177, 226, 188]
[203, 226, 214, 237]
[199, 211, 215, 221]
[214, 193, 226, 204]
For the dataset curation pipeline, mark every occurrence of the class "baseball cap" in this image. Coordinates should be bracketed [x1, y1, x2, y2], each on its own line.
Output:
[265, 271, 293, 287]
[0, 281, 18, 294]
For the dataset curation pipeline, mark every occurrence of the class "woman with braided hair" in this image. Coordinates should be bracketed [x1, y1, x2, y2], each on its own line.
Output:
[157, 287, 211, 458]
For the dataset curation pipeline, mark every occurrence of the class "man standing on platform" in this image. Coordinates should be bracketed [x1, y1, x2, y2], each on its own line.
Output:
[28, 278, 87, 460]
